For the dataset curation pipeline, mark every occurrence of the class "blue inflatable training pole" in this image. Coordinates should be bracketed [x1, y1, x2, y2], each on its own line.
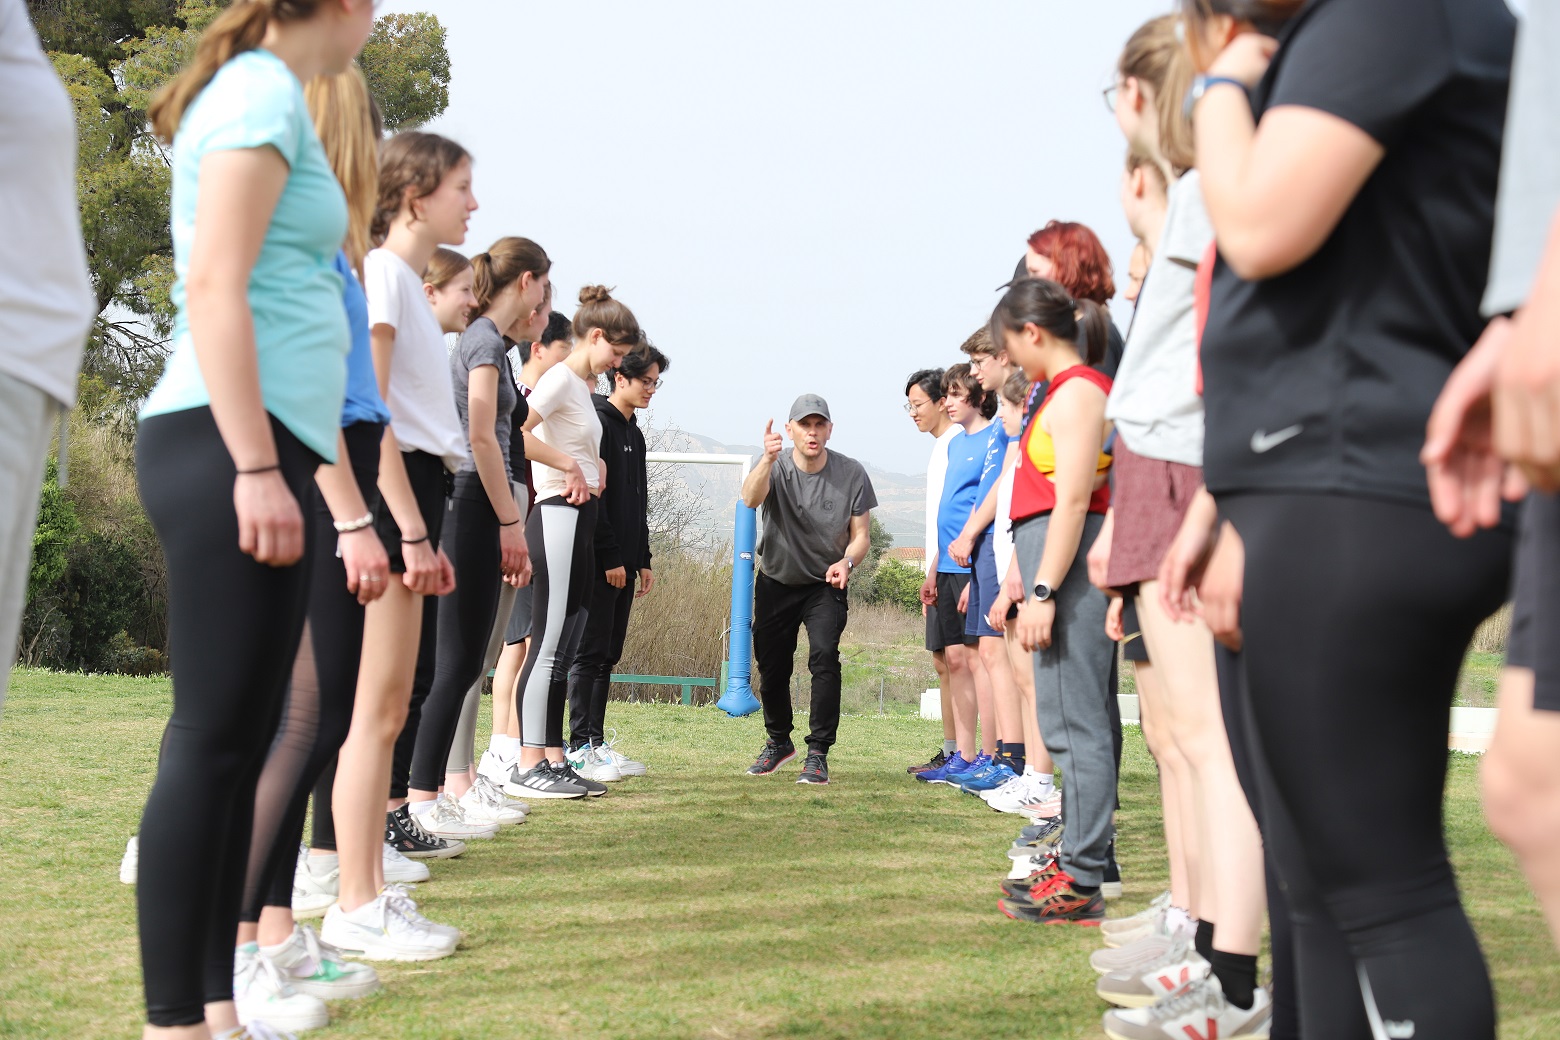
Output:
[717, 502, 761, 718]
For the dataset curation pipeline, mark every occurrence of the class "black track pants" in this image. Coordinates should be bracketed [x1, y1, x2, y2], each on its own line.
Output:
[135, 408, 319, 1026]
[753, 574, 848, 752]
[241, 421, 382, 919]
[516, 497, 597, 748]
[409, 472, 503, 791]
[568, 575, 635, 748]
[1220, 492, 1511, 1040]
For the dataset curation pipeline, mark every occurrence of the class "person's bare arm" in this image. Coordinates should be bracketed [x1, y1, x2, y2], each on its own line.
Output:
[369, 324, 444, 595]
[826, 510, 872, 589]
[468, 366, 529, 582]
[315, 429, 389, 604]
[1194, 35, 1384, 280]
[741, 420, 782, 508]
[519, 406, 588, 503]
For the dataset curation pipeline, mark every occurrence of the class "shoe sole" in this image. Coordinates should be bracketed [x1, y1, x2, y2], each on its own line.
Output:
[745, 749, 798, 776]
[292, 898, 336, 919]
[502, 784, 587, 800]
[384, 870, 430, 884]
[323, 938, 457, 962]
[997, 899, 1103, 926]
[291, 974, 383, 1001]
[795, 777, 829, 785]
[398, 842, 466, 860]
[238, 1006, 330, 1031]
[1095, 983, 1165, 1009]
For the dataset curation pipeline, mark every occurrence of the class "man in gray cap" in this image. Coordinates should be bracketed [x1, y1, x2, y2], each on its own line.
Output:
[739, 395, 878, 784]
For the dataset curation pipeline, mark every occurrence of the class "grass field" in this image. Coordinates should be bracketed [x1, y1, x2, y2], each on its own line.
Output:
[1, 669, 1555, 1040]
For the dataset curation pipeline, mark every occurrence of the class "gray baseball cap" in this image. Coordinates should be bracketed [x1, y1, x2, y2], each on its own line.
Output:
[788, 394, 831, 423]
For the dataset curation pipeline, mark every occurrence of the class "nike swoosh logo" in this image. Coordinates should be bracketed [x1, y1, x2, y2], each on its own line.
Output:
[1250, 424, 1304, 454]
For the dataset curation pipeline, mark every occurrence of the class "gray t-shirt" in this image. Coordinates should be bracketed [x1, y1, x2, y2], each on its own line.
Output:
[756, 449, 878, 586]
[451, 316, 517, 477]
[1484, 0, 1560, 316]
[1106, 170, 1215, 468]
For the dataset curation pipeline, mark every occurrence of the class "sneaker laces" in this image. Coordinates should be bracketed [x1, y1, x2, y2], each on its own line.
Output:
[296, 924, 349, 972]
[235, 945, 296, 1000]
[472, 774, 508, 808]
[399, 808, 442, 846]
[381, 885, 433, 929]
[1146, 976, 1222, 1022]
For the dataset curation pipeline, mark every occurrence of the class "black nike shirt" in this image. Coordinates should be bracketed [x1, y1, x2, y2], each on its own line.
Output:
[1200, 0, 1515, 507]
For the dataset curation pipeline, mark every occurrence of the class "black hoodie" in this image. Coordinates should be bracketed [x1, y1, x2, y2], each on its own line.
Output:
[592, 394, 652, 574]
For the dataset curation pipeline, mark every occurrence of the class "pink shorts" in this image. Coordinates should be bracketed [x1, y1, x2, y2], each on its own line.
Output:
[1105, 438, 1204, 589]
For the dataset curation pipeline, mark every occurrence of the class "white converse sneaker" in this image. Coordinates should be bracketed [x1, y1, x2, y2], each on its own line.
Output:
[381, 842, 430, 884]
[458, 778, 527, 826]
[262, 923, 380, 1001]
[476, 748, 515, 787]
[566, 743, 623, 782]
[382, 882, 461, 945]
[291, 847, 338, 919]
[119, 835, 138, 884]
[601, 731, 647, 777]
[233, 942, 329, 1031]
[474, 773, 528, 814]
[319, 894, 456, 962]
[411, 795, 498, 840]
[1102, 975, 1272, 1040]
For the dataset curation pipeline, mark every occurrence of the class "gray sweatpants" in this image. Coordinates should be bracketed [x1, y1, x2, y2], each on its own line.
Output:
[0, 373, 60, 720]
[1013, 511, 1118, 887]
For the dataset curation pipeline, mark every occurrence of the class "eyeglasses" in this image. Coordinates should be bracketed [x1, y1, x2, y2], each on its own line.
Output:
[968, 355, 994, 370]
[1102, 82, 1120, 113]
[636, 377, 664, 390]
[903, 400, 933, 414]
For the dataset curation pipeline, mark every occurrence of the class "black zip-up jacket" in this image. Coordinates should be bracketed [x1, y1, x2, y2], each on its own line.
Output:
[593, 394, 652, 574]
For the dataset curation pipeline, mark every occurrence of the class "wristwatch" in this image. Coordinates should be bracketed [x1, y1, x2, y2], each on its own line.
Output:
[1184, 74, 1248, 119]
[1032, 582, 1053, 602]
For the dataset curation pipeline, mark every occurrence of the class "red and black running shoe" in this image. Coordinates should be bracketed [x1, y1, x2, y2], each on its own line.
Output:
[998, 872, 1105, 926]
[746, 740, 797, 776]
[907, 749, 948, 775]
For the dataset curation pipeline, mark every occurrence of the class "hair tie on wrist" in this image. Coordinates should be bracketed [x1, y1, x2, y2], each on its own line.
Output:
[401, 534, 430, 545]
[237, 464, 280, 476]
[499, 517, 522, 527]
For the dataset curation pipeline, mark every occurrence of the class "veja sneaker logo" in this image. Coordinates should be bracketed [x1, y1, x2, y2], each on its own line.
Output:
[1178, 1019, 1218, 1040]
[1156, 966, 1193, 992]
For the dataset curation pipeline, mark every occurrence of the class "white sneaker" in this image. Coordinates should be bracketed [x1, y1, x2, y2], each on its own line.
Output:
[1102, 976, 1271, 1040]
[477, 748, 515, 786]
[1102, 891, 1173, 949]
[382, 882, 461, 945]
[984, 773, 1040, 814]
[119, 835, 138, 884]
[291, 847, 338, 919]
[459, 779, 527, 826]
[233, 942, 329, 1031]
[319, 894, 457, 962]
[262, 923, 380, 1000]
[566, 744, 623, 782]
[474, 773, 528, 814]
[601, 731, 647, 777]
[381, 841, 430, 884]
[1007, 852, 1053, 881]
[410, 795, 498, 840]
[1095, 937, 1210, 1008]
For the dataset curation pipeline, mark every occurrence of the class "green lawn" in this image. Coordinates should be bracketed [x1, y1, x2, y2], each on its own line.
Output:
[0, 670, 1555, 1040]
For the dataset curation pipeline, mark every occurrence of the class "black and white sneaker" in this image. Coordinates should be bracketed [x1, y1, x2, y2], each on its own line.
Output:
[746, 740, 797, 776]
[549, 759, 607, 798]
[796, 752, 830, 785]
[503, 762, 588, 800]
[385, 805, 465, 860]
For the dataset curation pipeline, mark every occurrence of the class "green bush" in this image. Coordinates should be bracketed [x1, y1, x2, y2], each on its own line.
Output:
[870, 558, 925, 614]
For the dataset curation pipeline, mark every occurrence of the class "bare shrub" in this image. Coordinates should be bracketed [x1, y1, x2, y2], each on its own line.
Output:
[614, 551, 732, 705]
[1471, 603, 1511, 655]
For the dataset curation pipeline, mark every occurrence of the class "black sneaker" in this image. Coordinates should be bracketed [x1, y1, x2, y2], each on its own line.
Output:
[503, 762, 587, 800]
[1102, 838, 1122, 900]
[746, 740, 797, 776]
[385, 804, 465, 860]
[796, 752, 830, 785]
[1008, 818, 1065, 860]
[907, 748, 947, 775]
[549, 759, 606, 798]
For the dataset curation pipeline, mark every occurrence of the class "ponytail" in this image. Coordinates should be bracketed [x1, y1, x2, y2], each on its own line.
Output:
[990, 278, 1109, 366]
[148, 0, 324, 144]
[1075, 299, 1110, 367]
[470, 237, 551, 316]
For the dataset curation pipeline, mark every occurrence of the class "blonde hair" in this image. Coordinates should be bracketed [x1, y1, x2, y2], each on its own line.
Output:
[149, 0, 324, 144]
[572, 285, 641, 347]
[304, 66, 377, 277]
[1118, 15, 1197, 176]
[424, 248, 472, 290]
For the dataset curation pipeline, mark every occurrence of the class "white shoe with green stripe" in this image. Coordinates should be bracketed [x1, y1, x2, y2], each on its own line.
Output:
[262, 923, 381, 1001]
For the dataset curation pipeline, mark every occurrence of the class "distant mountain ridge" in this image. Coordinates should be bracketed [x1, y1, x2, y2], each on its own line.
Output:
[642, 423, 927, 549]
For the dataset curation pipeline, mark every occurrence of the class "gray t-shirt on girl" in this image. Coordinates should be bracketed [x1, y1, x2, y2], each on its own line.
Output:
[451, 316, 517, 477]
[1106, 170, 1215, 468]
[755, 449, 878, 586]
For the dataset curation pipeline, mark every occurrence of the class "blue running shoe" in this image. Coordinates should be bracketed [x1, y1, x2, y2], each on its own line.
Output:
[942, 752, 993, 785]
[915, 751, 971, 784]
[960, 761, 1018, 794]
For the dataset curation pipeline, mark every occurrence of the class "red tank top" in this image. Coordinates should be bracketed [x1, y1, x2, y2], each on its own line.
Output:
[1011, 366, 1114, 522]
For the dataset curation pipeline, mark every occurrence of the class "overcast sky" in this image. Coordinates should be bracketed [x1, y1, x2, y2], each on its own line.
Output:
[381, 0, 1172, 473]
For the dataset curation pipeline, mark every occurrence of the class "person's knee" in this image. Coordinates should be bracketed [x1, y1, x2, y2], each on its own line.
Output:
[1483, 741, 1560, 855]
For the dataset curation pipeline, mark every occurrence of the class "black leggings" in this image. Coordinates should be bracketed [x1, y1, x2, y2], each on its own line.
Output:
[1220, 492, 1511, 1040]
[517, 497, 597, 749]
[135, 408, 320, 1026]
[387, 451, 449, 800]
[409, 472, 504, 791]
[568, 574, 636, 748]
[240, 421, 382, 921]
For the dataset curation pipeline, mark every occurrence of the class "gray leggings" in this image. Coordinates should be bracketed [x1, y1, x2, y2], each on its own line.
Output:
[446, 483, 525, 775]
[516, 497, 597, 748]
[1012, 511, 1118, 887]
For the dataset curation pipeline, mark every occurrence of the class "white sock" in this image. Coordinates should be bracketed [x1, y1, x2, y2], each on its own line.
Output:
[488, 734, 506, 755]
[498, 735, 521, 757]
[1167, 905, 1194, 934]
[409, 799, 436, 817]
[1037, 773, 1055, 787]
[306, 852, 338, 876]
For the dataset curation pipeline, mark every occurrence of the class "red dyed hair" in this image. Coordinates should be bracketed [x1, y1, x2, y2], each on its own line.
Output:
[1026, 221, 1116, 304]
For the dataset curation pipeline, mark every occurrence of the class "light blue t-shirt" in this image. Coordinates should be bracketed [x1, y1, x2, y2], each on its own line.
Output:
[141, 48, 350, 462]
[936, 422, 997, 574]
[335, 251, 391, 428]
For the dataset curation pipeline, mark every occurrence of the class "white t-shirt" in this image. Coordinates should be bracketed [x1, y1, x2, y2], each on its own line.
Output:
[994, 458, 1017, 580]
[0, 0, 93, 406]
[1106, 170, 1215, 468]
[528, 362, 602, 499]
[924, 425, 959, 567]
[364, 248, 466, 471]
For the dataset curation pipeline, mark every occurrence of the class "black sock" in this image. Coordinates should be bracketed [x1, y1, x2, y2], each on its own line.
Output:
[1005, 742, 1026, 772]
[1195, 919, 1216, 962]
[995, 740, 1006, 760]
[1209, 949, 1258, 1011]
[1072, 883, 1100, 896]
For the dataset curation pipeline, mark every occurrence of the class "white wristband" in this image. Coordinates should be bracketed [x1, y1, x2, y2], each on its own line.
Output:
[333, 512, 374, 534]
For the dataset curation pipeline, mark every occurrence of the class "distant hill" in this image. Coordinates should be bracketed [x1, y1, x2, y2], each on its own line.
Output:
[641, 422, 927, 551]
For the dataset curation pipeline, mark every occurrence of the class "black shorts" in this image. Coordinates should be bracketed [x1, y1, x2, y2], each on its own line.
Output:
[931, 572, 976, 649]
[1121, 590, 1149, 664]
[374, 449, 450, 574]
[1507, 491, 1560, 712]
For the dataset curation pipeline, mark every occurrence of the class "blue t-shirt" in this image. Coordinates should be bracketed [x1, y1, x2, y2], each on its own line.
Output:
[974, 421, 1010, 520]
[142, 48, 350, 462]
[336, 251, 391, 428]
[936, 423, 997, 573]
